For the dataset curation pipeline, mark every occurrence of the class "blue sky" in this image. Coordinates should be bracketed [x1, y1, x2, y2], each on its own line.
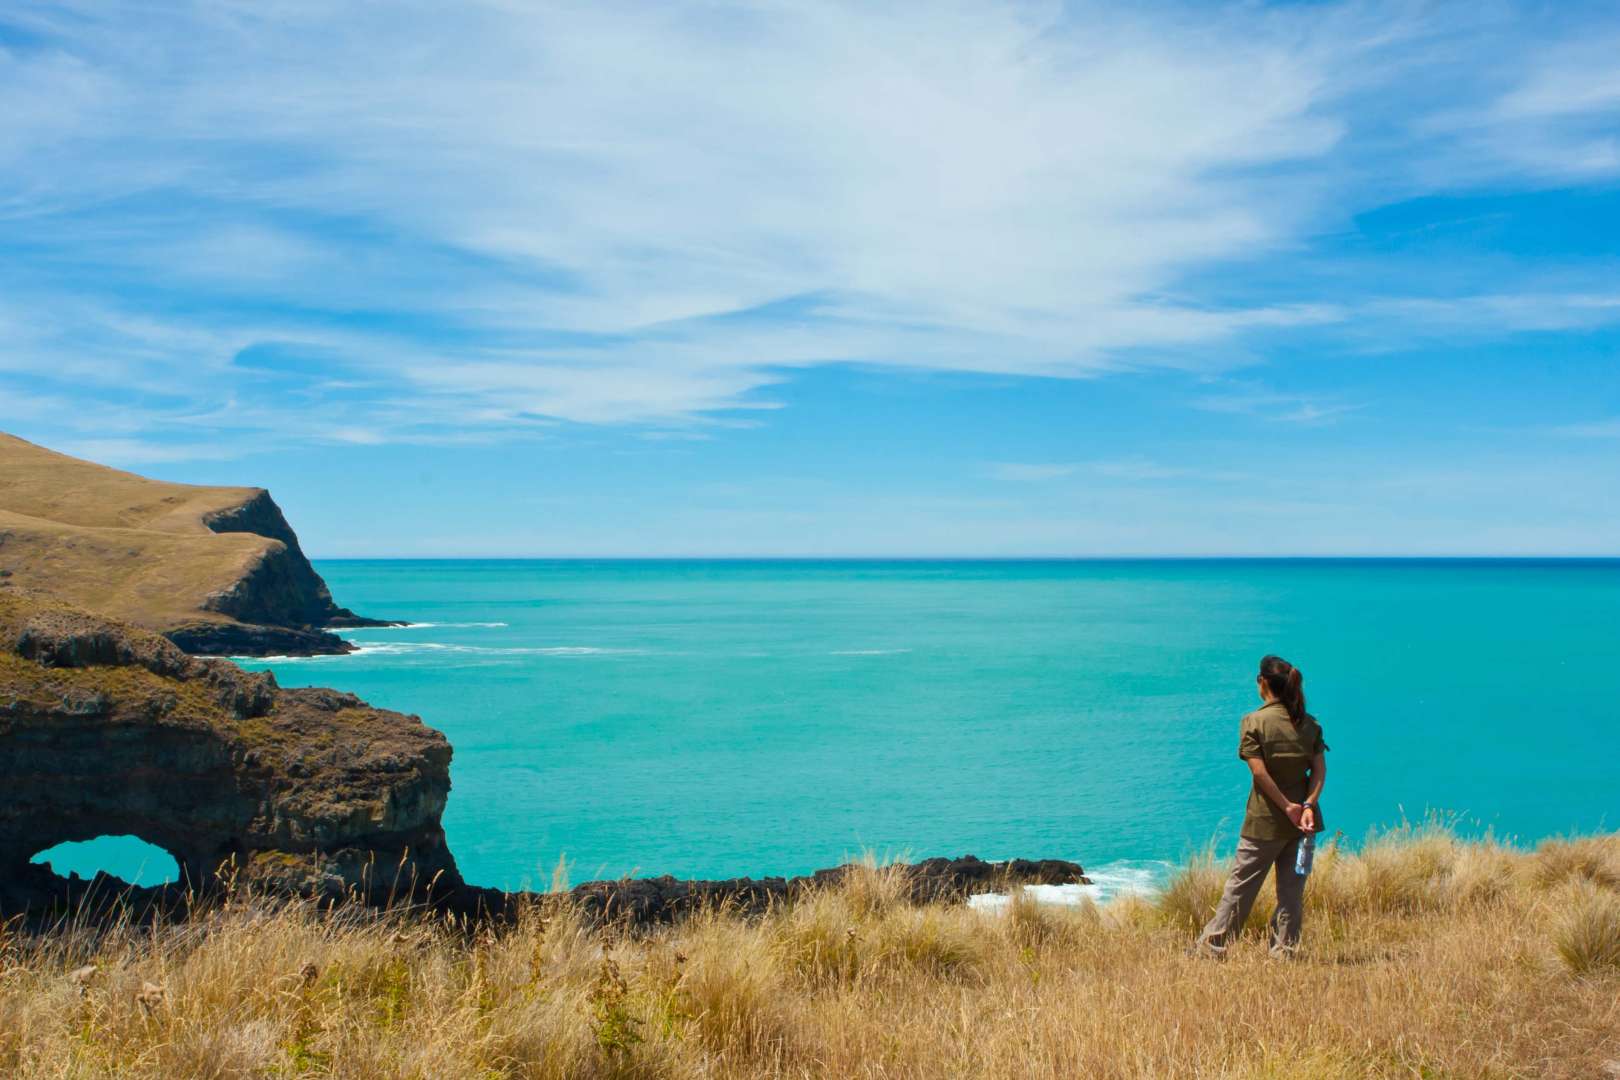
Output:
[2, 0, 1618, 555]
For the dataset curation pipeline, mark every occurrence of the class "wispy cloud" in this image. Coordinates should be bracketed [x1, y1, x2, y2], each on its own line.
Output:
[985, 459, 1246, 483]
[1192, 383, 1362, 425]
[44, 438, 238, 467]
[1432, 28, 1620, 181]
[988, 463, 1089, 483]
[0, 0, 1618, 455]
[1368, 292, 1620, 334]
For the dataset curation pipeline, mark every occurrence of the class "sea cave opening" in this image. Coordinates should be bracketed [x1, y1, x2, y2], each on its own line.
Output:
[30, 835, 181, 887]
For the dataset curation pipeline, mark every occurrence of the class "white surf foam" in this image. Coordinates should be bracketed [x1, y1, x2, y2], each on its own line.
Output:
[237, 642, 642, 660]
[966, 859, 1172, 912]
[230, 654, 323, 663]
[346, 642, 642, 657]
[359, 621, 509, 629]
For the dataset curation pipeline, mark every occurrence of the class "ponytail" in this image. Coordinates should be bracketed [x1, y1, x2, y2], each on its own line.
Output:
[1259, 655, 1307, 724]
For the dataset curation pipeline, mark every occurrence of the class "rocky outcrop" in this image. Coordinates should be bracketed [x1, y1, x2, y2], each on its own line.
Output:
[0, 592, 457, 913]
[199, 489, 385, 632]
[171, 489, 400, 655]
[164, 619, 356, 658]
[470, 855, 1090, 925]
[0, 432, 398, 656]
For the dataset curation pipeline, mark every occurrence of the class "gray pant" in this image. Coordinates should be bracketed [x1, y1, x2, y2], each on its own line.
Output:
[1196, 835, 1305, 956]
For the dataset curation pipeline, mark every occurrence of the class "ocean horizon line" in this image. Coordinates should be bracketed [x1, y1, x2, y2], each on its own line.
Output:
[306, 554, 1620, 564]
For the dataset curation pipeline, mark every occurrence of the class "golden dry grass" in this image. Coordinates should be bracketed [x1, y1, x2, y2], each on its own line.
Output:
[0, 432, 257, 536]
[0, 432, 274, 631]
[0, 512, 269, 633]
[3, 830, 1618, 1079]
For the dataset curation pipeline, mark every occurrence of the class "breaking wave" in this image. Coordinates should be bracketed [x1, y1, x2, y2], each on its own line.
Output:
[235, 642, 641, 661]
[350, 642, 642, 657]
[965, 859, 1173, 911]
[363, 621, 510, 629]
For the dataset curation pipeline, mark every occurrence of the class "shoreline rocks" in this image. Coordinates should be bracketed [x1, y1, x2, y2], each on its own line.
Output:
[11, 854, 1090, 929]
[164, 619, 359, 657]
[465, 854, 1089, 925]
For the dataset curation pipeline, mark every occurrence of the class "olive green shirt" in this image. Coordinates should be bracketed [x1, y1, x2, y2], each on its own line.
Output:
[1238, 700, 1327, 841]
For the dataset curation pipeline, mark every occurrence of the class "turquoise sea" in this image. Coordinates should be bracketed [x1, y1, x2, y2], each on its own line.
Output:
[43, 560, 1620, 892]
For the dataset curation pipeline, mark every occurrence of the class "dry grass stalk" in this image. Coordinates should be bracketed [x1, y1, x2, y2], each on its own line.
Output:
[1, 829, 1617, 1078]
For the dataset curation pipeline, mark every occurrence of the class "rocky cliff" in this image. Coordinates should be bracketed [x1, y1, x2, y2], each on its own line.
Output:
[0, 590, 459, 911]
[0, 432, 395, 656]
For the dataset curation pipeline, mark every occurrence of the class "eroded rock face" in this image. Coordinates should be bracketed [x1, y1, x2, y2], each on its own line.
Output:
[199, 489, 385, 632]
[166, 488, 401, 655]
[0, 592, 459, 912]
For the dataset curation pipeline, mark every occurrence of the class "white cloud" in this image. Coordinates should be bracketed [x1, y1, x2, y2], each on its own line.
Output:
[988, 463, 1087, 482]
[0, 0, 1617, 446]
[1426, 29, 1620, 181]
[986, 459, 1246, 483]
[44, 437, 234, 467]
[0, 0, 1358, 433]
[1370, 292, 1620, 333]
[1493, 41, 1620, 120]
[1193, 383, 1361, 425]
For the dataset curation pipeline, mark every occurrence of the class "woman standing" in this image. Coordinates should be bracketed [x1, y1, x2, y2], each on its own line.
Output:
[1195, 655, 1328, 957]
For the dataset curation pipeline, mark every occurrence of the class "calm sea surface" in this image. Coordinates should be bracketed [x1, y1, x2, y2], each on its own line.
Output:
[46, 560, 1620, 892]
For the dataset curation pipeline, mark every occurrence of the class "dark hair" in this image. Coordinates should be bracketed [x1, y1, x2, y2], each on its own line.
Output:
[1259, 655, 1307, 724]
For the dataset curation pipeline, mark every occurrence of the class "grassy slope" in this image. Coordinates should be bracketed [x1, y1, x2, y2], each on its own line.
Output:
[0, 509, 267, 629]
[0, 433, 259, 534]
[4, 829, 1617, 1078]
[0, 433, 272, 630]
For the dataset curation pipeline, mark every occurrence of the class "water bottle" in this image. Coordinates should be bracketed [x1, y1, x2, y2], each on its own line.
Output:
[1295, 830, 1315, 877]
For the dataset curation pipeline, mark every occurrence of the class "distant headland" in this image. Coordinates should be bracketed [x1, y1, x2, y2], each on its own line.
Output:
[0, 431, 397, 657]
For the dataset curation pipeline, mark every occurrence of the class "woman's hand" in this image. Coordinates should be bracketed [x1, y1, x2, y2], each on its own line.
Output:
[1301, 804, 1317, 832]
[1284, 802, 1306, 828]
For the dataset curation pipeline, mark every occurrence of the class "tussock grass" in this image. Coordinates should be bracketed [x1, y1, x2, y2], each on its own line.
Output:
[1153, 846, 1227, 933]
[1534, 834, 1620, 891]
[1552, 880, 1620, 975]
[3, 830, 1619, 1078]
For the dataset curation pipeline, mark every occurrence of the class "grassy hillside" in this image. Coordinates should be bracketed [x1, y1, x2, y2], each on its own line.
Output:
[4, 828, 1616, 1078]
[0, 433, 376, 652]
[0, 433, 262, 535]
[0, 508, 269, 631]
[0, 434, 269, 630]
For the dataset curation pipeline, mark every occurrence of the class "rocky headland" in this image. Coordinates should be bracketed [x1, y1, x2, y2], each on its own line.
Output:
[0, 432, 396, 657]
